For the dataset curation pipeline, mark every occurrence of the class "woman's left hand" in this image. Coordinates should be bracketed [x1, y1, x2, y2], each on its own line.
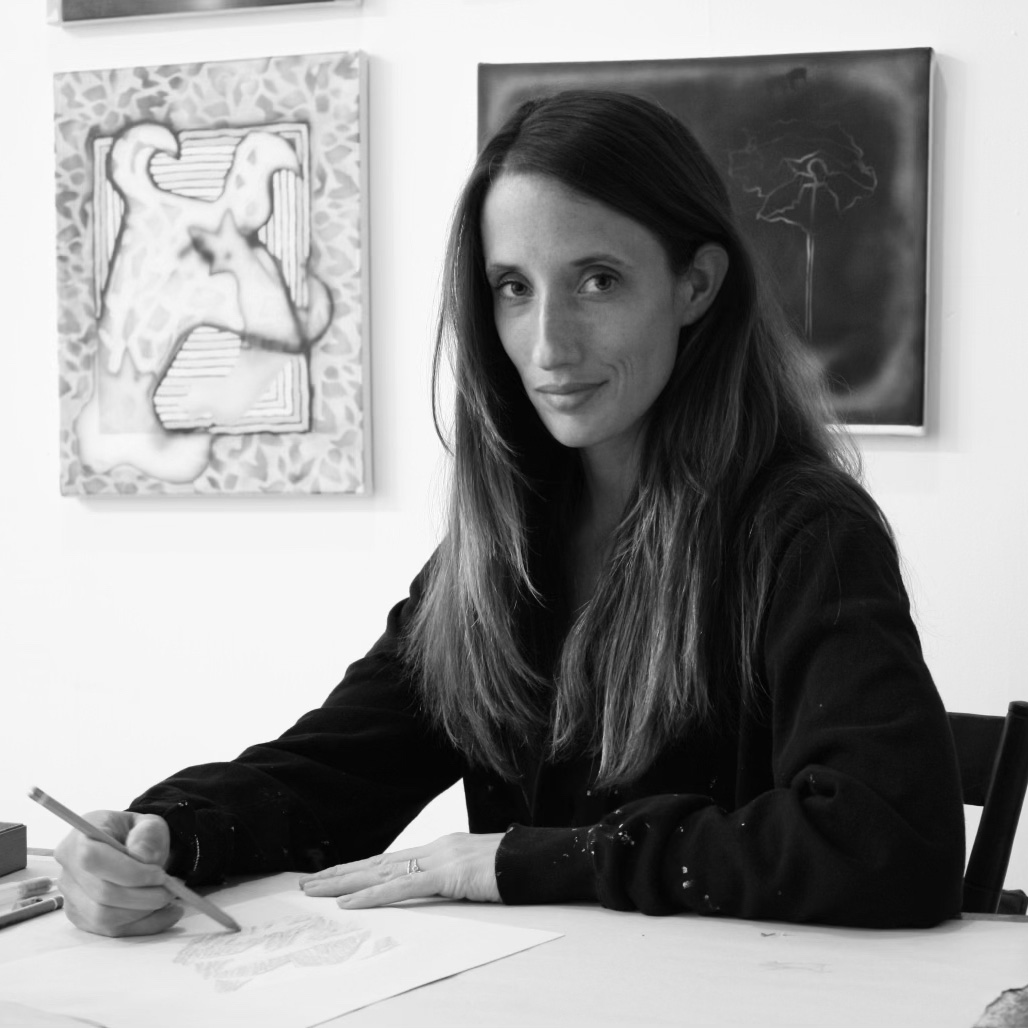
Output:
[298, 833, 504, 908]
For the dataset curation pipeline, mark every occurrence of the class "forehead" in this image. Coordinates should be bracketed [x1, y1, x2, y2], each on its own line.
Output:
[480, 173, 666, 267]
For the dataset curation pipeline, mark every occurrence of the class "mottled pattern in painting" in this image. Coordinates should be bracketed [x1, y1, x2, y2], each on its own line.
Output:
[55, 51, 368, 494]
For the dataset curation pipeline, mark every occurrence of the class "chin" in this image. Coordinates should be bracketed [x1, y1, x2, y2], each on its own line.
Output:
[538, 418, 602, 451]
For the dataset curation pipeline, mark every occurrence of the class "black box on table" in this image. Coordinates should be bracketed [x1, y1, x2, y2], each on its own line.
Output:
[0, 823, 27, 877]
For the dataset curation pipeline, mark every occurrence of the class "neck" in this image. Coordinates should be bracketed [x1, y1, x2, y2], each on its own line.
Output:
[560, 439, 639, 617]
[578, 432, 642, 542]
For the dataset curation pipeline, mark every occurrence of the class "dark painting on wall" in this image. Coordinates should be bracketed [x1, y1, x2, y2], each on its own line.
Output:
[480, 49, 934, 434]
[49, 0, 360, 22]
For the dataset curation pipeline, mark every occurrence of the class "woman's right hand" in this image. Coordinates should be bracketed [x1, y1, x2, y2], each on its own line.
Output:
[54, 810, 183, 937]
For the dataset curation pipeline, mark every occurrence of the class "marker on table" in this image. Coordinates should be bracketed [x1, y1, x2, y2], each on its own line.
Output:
[28, 787, 240, 933]
[12, 896, 52, 910]
[0, 876, 55, 905]
[0, 895, 64, 930]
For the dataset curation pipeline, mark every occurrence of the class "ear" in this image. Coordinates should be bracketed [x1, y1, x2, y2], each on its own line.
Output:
[674, 243, 730, 327]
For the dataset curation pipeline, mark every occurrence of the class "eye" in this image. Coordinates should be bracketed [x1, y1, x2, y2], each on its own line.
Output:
[581, 271, 618, 294]
[495, 277, 530, 300]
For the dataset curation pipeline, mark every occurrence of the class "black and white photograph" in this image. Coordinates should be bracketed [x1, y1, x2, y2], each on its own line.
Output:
[2, 1, 1027, 1026]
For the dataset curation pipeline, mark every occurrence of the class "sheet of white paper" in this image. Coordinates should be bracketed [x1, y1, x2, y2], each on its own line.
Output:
[0, 874, 561, 1028]
[0, 1002, 105, 1028]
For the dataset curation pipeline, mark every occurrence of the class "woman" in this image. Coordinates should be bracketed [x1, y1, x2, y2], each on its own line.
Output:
[55, 91, 964, 935]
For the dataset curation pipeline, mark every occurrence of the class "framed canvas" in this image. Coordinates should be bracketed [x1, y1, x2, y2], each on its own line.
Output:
[55, 51, 370, 495]
[48, 0, 361, 22]
[479, 49, 934, 434]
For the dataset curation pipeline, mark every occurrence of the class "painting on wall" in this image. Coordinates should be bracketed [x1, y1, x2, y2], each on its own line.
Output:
[55, 51, 369, 495]
[48, 0, 361, 22]
[480, 49, 933, 434]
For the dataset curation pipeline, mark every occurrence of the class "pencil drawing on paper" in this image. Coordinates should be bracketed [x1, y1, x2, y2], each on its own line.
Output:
[174, 914, 399, 992]
[54, 51, 370, 494]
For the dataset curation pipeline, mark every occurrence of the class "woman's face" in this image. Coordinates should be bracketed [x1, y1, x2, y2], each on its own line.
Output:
[481, 173, 694, 466]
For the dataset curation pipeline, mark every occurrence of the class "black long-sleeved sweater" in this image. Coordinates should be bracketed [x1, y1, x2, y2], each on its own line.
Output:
[130, 498, 965, 928]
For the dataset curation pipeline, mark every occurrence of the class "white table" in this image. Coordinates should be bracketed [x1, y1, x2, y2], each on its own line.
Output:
[2, 856, 1026, 1027]
[329, 898, 1028, 1028]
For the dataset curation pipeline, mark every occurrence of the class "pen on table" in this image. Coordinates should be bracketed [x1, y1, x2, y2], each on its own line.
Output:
[27, 786, 241, 933]
[0, 876, 55, 905]
[0, 895, 64, 930]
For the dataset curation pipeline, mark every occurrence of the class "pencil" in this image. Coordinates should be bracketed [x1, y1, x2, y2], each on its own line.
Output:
[28, 787, 240, 933]
[0, 895, 63, 930]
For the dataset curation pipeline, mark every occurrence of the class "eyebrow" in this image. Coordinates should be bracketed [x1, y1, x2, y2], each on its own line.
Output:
[485, 253, 631, 278]
[570, 253, 631, 269]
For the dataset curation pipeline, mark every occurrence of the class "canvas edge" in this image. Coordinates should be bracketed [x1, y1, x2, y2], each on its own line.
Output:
[356, 50, 373, 496]
[842, 423, 927, 438]
[920, 46, 937, 439]
[48, 0, 362, 25]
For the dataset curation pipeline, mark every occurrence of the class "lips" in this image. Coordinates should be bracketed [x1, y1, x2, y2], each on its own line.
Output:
[534, 381, 604, 412]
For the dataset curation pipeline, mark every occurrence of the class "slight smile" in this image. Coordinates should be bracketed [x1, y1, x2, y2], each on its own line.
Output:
[535, 382, 604, 412]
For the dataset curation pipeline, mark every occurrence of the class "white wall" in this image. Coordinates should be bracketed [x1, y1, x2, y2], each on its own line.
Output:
[2, 0, 1026, 890]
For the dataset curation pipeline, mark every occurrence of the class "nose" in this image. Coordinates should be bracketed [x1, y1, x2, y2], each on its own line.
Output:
[532, 291, 581, 370]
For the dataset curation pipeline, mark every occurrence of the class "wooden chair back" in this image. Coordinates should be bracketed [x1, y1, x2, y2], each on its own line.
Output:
[948, 701, 1028, 914]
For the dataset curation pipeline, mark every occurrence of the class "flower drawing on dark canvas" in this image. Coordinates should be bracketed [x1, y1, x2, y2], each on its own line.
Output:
[729, 122, 878, 344]
[55, 52, 369, 495]
[478, 49, 933, 432]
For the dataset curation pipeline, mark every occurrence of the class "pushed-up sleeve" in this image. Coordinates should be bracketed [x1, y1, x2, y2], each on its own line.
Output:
[129, 570, 464, 886]
[495, 507, 966, 927]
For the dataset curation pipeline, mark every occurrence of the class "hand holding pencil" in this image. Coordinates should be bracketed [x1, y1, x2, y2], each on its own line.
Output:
[43, 791, 239, 938]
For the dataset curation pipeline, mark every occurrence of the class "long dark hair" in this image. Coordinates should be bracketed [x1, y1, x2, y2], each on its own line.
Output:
[405, 90, 881, 785]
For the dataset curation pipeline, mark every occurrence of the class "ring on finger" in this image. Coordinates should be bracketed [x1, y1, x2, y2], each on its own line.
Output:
[406, 858, 424, 875]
